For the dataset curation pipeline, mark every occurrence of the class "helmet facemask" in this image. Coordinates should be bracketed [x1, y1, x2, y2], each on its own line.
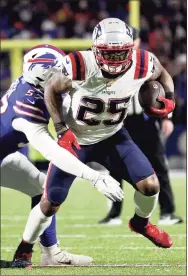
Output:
[93, 45, 133, 74]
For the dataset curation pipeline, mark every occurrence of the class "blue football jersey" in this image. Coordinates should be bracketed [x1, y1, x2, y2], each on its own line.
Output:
[0, 76, 50, 160]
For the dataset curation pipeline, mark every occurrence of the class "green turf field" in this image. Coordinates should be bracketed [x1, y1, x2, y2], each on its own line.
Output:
[1, 176, 186, 275]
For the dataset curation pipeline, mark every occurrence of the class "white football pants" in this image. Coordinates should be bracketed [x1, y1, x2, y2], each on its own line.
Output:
[1, 152, 45, 197]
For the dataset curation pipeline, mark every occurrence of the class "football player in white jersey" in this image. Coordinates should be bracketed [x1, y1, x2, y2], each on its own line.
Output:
[0, 44, 124, 268]
[13, 18, 175, 263]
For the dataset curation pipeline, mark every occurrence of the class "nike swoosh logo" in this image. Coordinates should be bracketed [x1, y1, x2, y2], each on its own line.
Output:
[57, 260, 71, 265]
[27, 99, 35, 104]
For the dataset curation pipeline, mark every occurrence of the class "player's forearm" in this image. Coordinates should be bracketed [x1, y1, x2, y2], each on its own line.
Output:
[44, 89, 62, 125]
[12, 118, 99, 182]
[157, 68, 174, 95]
[44, 73, 72, 128]
[151, 56, 174, 96]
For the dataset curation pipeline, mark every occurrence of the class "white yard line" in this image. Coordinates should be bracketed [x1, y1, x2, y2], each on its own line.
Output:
[2, 234, 186, 238]
[32, 263, 186, 267]
[1, 246, 186, 251]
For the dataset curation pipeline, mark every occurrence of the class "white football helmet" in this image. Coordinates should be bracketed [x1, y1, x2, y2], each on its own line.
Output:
[92, 18, 134, 74]
[23, 44, 65, 89]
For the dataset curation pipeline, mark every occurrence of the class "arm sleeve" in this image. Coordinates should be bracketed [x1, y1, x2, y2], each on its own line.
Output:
[12, 118, 99, 182]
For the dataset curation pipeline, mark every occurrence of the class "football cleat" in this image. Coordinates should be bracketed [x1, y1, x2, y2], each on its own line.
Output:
[98, 216, 122, 225]
[99, 199, 123, 225]
[13, 251, 32, 267]
[0, 259, 31, 268]
[40, 243, 93, 265]
[158, 214, 183, 225]
[129, 220, 173, 248]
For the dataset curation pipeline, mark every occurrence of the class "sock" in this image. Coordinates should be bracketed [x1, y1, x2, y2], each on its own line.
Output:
[130, 213, 149, 229]
[40, 215, 57, 247]
[134, 190, 159, 218]
[31, 196, 57, 247]
[23, 203, 52, 244]
[16, 240, 34, 253]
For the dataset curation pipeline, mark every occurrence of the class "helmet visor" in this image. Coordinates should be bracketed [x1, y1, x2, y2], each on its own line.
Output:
[102, 50, 130, 63]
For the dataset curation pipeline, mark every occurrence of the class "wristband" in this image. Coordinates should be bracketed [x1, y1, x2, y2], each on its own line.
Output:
[165, 92, 175, 102]
[55, 122, 68, 135]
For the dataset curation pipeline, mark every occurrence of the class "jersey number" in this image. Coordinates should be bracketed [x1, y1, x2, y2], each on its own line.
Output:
[0, 94, 9, 114]
[77, 96, 130, 126]
[0, 79, 19, 114]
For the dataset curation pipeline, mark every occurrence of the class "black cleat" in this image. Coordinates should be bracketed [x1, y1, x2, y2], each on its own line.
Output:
[12, 250, 32, 268]
[99, 200, 123, 225]
[0, 259, 31, 268]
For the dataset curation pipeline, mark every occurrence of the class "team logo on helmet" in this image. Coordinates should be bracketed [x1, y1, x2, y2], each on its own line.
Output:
[94, 24, 102, 40]
[28, 53, 58, 71]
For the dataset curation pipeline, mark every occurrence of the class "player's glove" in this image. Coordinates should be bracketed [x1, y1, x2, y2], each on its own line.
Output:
[55, 122, 81, 158]
[147, 92, 175, 118]
[92, 174, 124, 202]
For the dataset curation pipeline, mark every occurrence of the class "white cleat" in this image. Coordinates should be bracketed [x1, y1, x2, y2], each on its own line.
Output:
[40, 243, 93, 266]
[105, 217, 123, 226]
[158, 214, 183, 226]
[99, 216, 123, 226]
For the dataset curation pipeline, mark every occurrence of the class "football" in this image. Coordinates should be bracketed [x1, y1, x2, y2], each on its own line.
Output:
[138, 80, 165, 111]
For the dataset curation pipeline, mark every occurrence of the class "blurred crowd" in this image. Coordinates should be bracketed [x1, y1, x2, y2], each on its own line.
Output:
[1, 0, 186, 125]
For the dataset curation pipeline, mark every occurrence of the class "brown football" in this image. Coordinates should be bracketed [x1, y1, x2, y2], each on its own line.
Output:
[138, 80, 165, 110]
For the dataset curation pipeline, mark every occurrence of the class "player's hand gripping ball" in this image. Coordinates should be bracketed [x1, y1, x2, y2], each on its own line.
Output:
[138, 80, 175, 117]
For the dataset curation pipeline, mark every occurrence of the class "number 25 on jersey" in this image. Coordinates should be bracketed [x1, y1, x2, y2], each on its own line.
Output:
[77, 96, 131, 126]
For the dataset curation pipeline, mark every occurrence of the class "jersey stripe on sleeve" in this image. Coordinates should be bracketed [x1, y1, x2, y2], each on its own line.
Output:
[142, 50, 149, 78]
[134, 50, 149, 79]
[75, 51, 85, 80]
[13, 106, 47, 122]
[16, 100, 44, 114]
[68, 51, 85, 80]
[69, 53, 77, 80]
[13, 100, 47, 123]
[134, 50, 141, 79]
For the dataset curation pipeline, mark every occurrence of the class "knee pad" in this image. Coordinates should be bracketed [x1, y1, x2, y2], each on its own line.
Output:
[47, 186, 70, 206]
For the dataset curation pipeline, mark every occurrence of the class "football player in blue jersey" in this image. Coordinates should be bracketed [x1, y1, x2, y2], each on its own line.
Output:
[0, 44, 124, 268]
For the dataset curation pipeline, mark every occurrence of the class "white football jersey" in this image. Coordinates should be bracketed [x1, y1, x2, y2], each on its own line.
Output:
[61, 49, 155, 145]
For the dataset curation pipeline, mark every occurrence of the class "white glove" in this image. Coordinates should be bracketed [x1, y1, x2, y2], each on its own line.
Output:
[92, 174, 124, 202]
